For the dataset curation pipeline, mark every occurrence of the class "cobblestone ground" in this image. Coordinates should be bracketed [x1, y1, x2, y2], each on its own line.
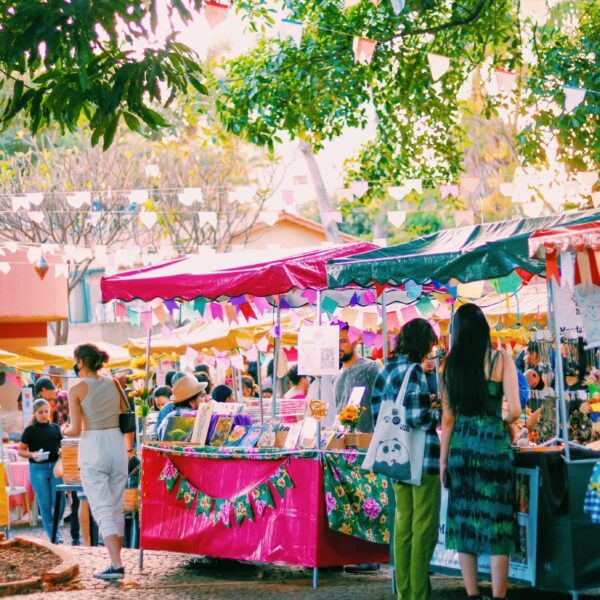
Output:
[5, 522, 600, 600]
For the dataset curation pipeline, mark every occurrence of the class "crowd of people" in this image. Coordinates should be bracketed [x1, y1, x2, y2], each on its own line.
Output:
[14, 301, 587, 597]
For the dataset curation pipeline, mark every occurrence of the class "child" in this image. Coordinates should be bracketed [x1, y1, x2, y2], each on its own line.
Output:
[18, 398, 65, 542]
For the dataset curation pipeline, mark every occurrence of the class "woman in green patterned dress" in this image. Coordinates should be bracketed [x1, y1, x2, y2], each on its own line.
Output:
[440, 303, 521, 600]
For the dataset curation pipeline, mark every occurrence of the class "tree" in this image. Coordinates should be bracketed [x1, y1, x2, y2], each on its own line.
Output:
[0, 121, 278, 343]
[0, 0, 275, 147]
[216, 0, 598, 214]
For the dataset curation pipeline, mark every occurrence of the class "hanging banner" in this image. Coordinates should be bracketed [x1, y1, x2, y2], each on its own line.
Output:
[553, 280, 584, 337]
[298, 325, 340, 376]
[574, 284, 600, 348]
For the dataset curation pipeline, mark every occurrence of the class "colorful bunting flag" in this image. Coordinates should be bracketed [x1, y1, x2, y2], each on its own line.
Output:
[269, 465, 294, 499]
[416, 296, 436, 318]
[178, 188, 203, 206]
[28, 211, 44, 224]
[321, 295, 339, 315]
[362, 331, 375, 347]
[251, 483, 275, 517]
[440, 184, 459, 199]
[259, 211, 279, 226]
[519, 0, 548, 25]
[198, 211, 217, 228]
[127, 308, 140, 328]
[54, 264, 69, 278]
[66, 191, 91, 209]
[405, 280, 422, 300]
[245, 345, 259, 361]
[454, 210, 475, 227]
[387, 186, 411, 201]
[322, 211, 343, 227]
[139, 211, 158, 228]
[459, 176, 480, 195]
[204, 0, 229, 28]
[115, 302, 126, 322]
[281, 189, 296, 206]
[563, 86, 586, 112]
[256, 336, 269, 352]
[177, 479, 198, 509]
[233, 494, 254, 525]
[400, 305, 420, 324]
[336, 188, 354, 201]
[193, 296, 207, 317]
[25, 192, 44, 206]
[427, 53, 450, 81]
[210, 302, 224, 321]
[353, 37, 377, 65]
[140, 310, 153, 330]
[34, 255, 49, 280]
[129, 189, 148, 205]
[195, 492, 213, 518]
[215, 499, 232, 527]
[0, 262, 11, 274]
[230, 354, 244, 370]
[387, 210, 406, 228]
[390, 0, 405, 14]
[495, 69, 518, 92]
[348, 326, 362, 343]
[350, 180, 369, 198]
[239, 301, 257, 321]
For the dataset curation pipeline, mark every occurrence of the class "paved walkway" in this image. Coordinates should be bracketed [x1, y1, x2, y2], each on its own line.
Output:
[6, 523, 600, 599]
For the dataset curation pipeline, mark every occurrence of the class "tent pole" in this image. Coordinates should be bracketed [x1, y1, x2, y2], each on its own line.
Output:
[271, 299, 282, 419]
[257, 351, 264, 425]
[316, 291, 322, 451]
[381, 290, 388, 364]
[548, 279, 571, 461]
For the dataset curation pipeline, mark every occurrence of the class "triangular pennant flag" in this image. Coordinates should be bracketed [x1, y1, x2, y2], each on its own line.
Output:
[129, 189, 148, 205]
[427, 53, 450, 81]
[322, 211, 342, 227]
[176, 479, 198, 509]
[387, 185, 411, 201]
[256, 336, 269, 352]
[350, 180, 369, 198]
[348, 326, 361, 343]
[195, 492, 214, 518]
[520, 0, 548, 25]
[373, 281, 386, 297]
[158, 459, 180, 493]
[178, 188, 203, 206]
[223, 303, 238, 325]
[387, 210, 406, 228]
[139, 211, 158, 228]
[390, 0, 405, 13]
[140, 310, 153, 330]
[66, 191, 91, 209]
[28, 211, 44, 224]
[0, 262, 11, 274]
[215, 499, 232, 527]
[210, 302, 224, 321]
[26, 246, 42, 264]
[252, 296, 271, 314]
[460, 176, 480, 195]
[88, 211, 102, 227]
[405, 280, 422, 300]
[353, 37, 377, 65]
[321, 295, 339, 315]
[259, 211, 279, 226]
[11, 196, 29, 211]
[363, 330, 375, 347]
[194, 296, 207, 317]
[279, 19, 304, 47]
[204, 0, 229, 28]
[114, 302, 126, 322]
[344, 0, 361, 8]
[198, 211, 217, 228]
[239, 301, 257, 321]
[245, 345, 259, 361]
[575, 171, 598, 191]
[592, 192, 600, 208]
[405, 179, 422, 194]
[440, 184, 459, 199]
[251, 483, 275, 517]
[153, 303, 170, 325]
[127, 308, 141, 328]
[230, 354, 244, 370]
[370, 0, 380, 6]
[495, 69, 518, 92]
[563, 86, 586, 112]
[269, 465, 294, 499]
[233, 494, 254, 525]
[416, 296, 436, 318]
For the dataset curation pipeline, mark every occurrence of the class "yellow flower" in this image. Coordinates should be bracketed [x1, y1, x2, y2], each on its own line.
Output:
[365, 472, 377, 483]
[340, 523, 352, 535]
[381, 479, 388, 489]
[355, 488, 365, 501]
[335, 485, 345, 498]
[379, 514, 387, 524]
[383, 530, 390, 543]
[351, 502, 361, 514]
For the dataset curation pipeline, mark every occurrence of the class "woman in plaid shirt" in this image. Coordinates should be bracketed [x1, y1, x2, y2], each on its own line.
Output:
[372, 318, 440, 600]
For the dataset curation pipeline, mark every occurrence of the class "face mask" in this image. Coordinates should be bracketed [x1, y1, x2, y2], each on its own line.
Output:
[73, 363, 81, 376]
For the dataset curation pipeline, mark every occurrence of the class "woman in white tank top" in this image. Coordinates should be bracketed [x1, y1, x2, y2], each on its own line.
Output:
[63, 343, 131, 580]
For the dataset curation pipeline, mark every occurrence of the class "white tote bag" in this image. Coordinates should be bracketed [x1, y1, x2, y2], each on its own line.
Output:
[362, 364, 426, 485]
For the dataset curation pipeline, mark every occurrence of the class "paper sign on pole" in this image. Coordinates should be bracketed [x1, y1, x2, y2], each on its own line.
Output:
[298, 325, 340, 376]
[22, 387, 34, 426]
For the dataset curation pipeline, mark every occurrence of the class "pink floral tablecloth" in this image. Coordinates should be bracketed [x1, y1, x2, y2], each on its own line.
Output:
[6, 461, 34, 513]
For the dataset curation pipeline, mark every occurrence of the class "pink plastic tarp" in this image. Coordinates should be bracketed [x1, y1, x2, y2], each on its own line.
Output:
[140, 448, 389, 567]
[101, 242, 377, 302]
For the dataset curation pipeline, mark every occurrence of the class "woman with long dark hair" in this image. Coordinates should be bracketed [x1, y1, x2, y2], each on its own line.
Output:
[440, 303, 521, 600]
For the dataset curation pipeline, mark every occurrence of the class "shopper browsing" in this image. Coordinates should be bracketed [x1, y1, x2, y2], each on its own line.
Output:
[440, 303, 521, 600]
[62, 343, 132, 580]
[18, 398, 65, 542]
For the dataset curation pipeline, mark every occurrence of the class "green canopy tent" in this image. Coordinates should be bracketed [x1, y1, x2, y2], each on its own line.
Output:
[326, 209, 600, 288]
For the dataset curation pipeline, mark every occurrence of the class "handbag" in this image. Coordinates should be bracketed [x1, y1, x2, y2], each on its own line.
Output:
[362, 363, 427, 485]
[113, 378, 136, 434]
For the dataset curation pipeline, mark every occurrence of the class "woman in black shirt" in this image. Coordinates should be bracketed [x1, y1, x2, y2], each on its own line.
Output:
[19, 398, 64, 542]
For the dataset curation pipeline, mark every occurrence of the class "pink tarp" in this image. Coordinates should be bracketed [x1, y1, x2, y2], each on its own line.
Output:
[101, 242, 377, 302]
[140, 448, 389, 567]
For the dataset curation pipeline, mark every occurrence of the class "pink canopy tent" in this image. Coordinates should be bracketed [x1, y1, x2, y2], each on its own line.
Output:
[101, 242, 377, 302]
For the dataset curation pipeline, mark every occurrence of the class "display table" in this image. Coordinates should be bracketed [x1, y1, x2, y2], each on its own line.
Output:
[6, 461, 34, 514]
[140, 444, 390, 568]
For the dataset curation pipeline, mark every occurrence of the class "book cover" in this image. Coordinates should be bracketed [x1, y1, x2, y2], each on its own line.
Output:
[283, 423, 303, 450]
[256, 424, 279, 449]
[210, 416, 234, 447]
[239, 425, 263, 448]
[162, 416, 196, 442]
[191, 403, 213, 446]
[225, 424, 248, 446]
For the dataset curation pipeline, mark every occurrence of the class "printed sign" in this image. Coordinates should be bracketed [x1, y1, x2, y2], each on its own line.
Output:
[298, 325, 340, 376]
[22, 387, 34, 426]
[574, 283, 600, 348]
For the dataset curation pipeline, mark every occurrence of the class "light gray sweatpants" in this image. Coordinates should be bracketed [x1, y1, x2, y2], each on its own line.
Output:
[79, 428, 128, 538]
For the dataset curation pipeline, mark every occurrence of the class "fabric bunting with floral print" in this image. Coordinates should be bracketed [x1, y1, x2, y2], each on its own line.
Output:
[269, 464, 295, 499]
[233, 494, 254, 525]
[158, 457, 294, 528]
[323, 451, 390, 545]
[176, 478, 198, 509]
[158, 458, 180, 492]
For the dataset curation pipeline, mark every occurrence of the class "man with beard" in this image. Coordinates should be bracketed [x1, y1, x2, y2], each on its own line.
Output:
[333, 325, 380, 432]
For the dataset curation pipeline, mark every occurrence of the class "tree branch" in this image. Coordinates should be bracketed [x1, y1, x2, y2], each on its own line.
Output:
[383, 0, 492, 43]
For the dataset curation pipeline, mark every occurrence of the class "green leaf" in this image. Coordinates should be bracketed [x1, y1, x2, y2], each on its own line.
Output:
[188, 75, 208, 96]
[123, 111, 141, 132]
[102, 112, 120, 150]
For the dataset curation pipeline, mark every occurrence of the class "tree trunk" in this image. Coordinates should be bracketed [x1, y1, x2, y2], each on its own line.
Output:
[298, 141, 342, 244]
[54, 319, 69, 345]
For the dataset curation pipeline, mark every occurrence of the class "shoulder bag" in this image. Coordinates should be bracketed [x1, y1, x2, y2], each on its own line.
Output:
[113, 378, 136, 434]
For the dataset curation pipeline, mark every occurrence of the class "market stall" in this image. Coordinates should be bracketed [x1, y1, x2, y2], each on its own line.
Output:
[101, 242, 392, 582]
[24, 341, 131, 369]
[327, 209, 600, 598]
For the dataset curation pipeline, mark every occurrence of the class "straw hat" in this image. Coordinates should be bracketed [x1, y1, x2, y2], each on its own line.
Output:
[171, 374, 207, 404]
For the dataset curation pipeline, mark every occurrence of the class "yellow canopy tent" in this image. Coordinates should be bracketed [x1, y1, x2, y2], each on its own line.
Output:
[24, 342, 132, 369]
[0, 348, 45, 372]
[126, 314, 303, 356]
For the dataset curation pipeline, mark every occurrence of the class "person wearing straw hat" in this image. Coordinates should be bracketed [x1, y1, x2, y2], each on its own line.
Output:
[155, 374, 208, 440]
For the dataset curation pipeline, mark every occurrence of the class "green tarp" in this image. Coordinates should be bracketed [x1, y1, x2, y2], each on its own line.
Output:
[327, 210, 600, 288]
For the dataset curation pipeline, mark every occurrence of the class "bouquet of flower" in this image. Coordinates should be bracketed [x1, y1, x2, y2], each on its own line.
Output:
[339, 405, 365, 432]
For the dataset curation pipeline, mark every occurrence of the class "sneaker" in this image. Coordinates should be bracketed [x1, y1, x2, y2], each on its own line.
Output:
[71, 539, 81, 546]
[93, 566, 125, 580]
[344, 563, 380, 573]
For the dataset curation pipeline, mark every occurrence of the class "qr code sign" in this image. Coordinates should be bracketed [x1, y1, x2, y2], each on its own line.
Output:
[320, 347, 336, 370]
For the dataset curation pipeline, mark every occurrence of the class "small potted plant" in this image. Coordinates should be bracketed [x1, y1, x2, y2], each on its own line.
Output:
[339, 405, 366, 448]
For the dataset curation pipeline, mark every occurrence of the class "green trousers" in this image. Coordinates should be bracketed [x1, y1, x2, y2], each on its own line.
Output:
[393, 474, 441, 600]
